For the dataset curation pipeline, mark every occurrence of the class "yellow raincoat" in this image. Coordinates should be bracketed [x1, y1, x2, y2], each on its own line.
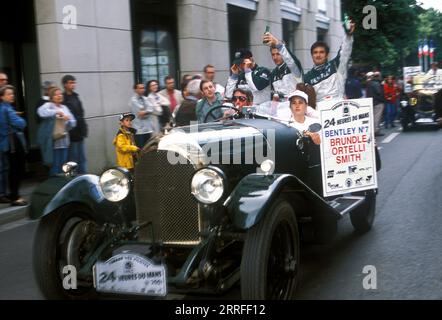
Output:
[113, 127, 138, 169]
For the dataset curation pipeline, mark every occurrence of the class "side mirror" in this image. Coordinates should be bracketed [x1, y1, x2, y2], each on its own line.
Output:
[308, 123, 322, 133]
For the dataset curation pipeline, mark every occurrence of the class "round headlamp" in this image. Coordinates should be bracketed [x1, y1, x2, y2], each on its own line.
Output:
[191, 168, 225, 204]
[99, 168, 132, 202]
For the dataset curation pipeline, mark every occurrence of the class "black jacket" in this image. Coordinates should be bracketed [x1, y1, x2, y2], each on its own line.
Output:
[63, 92, 88, 141]
[366, 80, 385, 105]
[175, 98, 197, 127]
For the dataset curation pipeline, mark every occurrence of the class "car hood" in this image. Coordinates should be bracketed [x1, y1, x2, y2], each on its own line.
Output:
[158, 120, 271, 167]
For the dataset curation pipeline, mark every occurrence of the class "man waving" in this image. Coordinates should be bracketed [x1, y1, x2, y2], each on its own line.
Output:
[304, 22, 356, 103]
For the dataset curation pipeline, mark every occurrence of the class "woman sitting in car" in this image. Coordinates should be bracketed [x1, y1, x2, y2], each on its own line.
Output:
[288, 90, 321, 145]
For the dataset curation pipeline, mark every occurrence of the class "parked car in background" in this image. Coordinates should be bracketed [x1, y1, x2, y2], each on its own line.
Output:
[400, 74, 442, 131]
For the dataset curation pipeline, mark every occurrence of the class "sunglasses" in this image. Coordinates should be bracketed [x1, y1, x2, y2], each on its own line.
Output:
[232, 96, 247, 102]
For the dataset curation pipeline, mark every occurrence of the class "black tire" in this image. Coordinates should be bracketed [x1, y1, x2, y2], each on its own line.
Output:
[241, 198, 300, 300]
[350, 190, 376, 233]
[401, 120, 410, 132]
[33, 204, 100, 300]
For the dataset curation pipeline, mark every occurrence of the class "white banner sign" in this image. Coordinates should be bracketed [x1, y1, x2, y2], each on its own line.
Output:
[318, 99, 378, 197]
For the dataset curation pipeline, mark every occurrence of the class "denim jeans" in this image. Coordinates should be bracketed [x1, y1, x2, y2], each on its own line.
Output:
[68, 140, 87, 174]
[50, 148, 69, 176]
[384, 102, 396, 126]
[0, 152, 8, 196]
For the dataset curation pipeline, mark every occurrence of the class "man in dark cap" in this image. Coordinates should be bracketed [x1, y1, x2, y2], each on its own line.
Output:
[225, 49, 271, 105]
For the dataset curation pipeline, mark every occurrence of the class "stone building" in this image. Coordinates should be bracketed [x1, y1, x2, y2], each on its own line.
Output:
[0, 0, 345, 173]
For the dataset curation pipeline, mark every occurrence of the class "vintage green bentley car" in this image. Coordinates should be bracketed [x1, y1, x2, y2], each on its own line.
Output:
[30, 112, 380, 300]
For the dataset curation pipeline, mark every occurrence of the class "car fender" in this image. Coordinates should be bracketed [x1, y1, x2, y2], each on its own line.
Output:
[224, 173, 339, 230]
[29, 175, 125, 224]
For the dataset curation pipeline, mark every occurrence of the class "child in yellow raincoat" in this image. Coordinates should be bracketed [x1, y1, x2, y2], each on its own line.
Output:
[113, 113, 140, 170]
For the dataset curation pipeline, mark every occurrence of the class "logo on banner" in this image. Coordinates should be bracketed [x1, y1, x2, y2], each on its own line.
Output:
[318, 98, 378, 197]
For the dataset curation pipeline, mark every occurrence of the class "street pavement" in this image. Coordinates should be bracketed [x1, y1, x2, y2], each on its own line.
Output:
[0, 125, 441, 300]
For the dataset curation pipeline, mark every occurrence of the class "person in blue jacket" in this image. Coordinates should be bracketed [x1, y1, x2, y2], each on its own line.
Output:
[0, 85, 27, 206]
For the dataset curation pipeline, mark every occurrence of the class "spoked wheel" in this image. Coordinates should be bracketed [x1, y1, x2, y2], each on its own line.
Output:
[350, 189, 377, 233]
[241, 198, 300, 300]
[33, 204, 102, 299]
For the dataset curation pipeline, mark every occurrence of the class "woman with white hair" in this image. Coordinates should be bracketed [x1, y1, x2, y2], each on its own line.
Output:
[174, 79, 201, 127]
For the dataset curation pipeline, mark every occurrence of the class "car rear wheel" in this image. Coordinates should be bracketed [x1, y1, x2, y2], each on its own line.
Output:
[33, 204, 101, 299]
[401, 119, 410, 132]
[241, 198, 300, 300]
[349, 190, 376, 233]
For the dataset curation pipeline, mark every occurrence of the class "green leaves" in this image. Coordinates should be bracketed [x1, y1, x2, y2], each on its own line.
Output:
[342, 0, 422, 74]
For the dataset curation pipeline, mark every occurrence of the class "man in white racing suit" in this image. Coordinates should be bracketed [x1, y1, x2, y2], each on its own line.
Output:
[225, 49, 272, 105]
[262, 33, 304, 100]
[304, 22, 355, 103]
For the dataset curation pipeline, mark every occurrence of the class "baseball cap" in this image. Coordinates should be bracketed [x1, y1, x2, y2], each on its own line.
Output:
[233, 49, 253, 65]
[366, 71, 374, 78]
[119, 112, 135, 121]
[288, 90, 309, 104]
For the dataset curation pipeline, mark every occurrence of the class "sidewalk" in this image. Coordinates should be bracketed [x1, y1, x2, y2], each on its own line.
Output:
[0, 180, 39, 226]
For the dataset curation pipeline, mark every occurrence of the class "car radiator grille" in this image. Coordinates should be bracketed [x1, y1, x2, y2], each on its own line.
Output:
[134, 150, 201, 244]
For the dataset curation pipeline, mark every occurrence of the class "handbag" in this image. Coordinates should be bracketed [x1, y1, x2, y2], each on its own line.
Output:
[53, 116, 67, 140]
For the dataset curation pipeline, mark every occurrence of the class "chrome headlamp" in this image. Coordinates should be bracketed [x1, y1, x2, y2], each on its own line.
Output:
[191, 167, 225, 204]
[99, 168, 132, 202]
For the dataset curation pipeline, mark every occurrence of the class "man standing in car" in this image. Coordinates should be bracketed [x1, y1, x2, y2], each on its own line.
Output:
[304, 22, 356, 103]
[62, 75, 88, 173]
[262, 33, 304, 100]
[225, 49, 271, 105]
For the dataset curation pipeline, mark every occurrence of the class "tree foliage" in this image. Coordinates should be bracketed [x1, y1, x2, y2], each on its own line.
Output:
[342, 0, 421, 74]
[417, 8, 442, 63]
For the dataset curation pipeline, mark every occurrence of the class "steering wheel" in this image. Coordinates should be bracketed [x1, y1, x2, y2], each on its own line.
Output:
[203, 105, 241, 123]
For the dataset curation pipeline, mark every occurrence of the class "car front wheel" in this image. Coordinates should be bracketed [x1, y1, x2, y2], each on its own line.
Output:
[33, 204, 102, 299]
[241, 198, 300, 300]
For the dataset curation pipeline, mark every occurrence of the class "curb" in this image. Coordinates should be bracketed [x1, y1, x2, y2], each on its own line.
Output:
[0, 206, 29, 226]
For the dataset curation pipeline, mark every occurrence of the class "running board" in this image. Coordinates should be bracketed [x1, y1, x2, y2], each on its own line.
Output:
[327, 196, 365, 216]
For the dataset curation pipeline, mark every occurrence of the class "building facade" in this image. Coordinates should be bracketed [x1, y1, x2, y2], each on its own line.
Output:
[1, 0, 345, 174]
